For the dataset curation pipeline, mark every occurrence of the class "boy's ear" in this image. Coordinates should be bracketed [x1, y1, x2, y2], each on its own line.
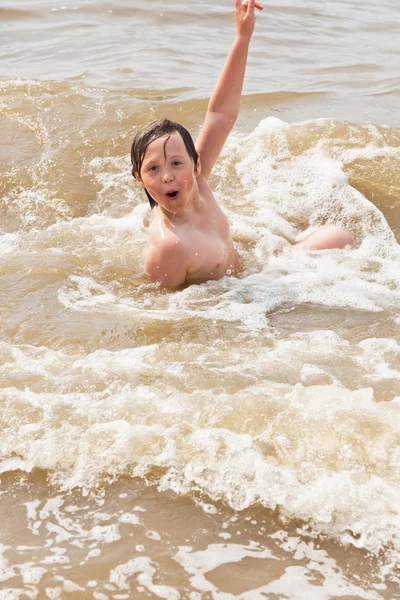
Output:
[133, 172, 145, 189]
[195, 154, 201, 177]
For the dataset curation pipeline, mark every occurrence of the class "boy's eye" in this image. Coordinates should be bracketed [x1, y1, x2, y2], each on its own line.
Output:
[172, 161, 182, 166]
[148, 165, 158, 172]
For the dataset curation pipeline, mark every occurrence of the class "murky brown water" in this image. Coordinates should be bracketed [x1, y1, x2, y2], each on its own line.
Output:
[1, 0, 400, 598]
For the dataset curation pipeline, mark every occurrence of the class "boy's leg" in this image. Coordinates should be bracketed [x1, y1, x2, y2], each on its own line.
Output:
[294, 226, 354, 250]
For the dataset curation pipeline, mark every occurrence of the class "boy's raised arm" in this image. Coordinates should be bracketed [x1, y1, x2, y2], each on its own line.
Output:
[196, 0, 263, 181]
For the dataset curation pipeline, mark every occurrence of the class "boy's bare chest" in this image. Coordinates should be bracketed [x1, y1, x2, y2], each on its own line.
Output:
[149, 204, 237, 281]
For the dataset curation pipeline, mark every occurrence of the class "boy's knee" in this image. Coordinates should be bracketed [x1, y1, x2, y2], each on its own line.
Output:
[295, 226, 354, 250]
[328, 226, 354, 249]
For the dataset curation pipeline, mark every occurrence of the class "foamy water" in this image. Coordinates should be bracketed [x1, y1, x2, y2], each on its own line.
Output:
[1, 0, 400, 597]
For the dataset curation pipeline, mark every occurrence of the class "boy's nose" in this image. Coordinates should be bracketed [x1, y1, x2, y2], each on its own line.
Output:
[162, 170, 173, 183]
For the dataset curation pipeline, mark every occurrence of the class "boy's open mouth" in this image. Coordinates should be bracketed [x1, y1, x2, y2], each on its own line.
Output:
[166, 191, 179, 199]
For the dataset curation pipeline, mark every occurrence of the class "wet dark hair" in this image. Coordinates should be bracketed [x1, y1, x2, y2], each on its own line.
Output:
[131, 118, 199, 209]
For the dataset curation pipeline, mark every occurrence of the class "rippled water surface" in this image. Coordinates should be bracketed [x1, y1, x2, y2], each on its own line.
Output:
[1, 0, 400, 598]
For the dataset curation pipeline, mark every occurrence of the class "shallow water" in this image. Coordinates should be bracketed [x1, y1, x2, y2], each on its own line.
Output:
[1, 0, 400, 598]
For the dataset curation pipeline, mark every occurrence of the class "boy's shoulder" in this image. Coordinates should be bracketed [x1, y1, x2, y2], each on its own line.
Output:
[144, 234, 187, 286]
[197, 174, 213, 197]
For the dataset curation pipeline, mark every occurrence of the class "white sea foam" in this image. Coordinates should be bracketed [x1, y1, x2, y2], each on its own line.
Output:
[1, 117, 400, 575]
[110, 557, 180, 598]
[1, 375, 399, 560]
[175, 539, 383, 599]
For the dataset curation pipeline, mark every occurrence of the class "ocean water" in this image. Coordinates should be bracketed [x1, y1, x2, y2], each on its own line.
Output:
[1, 0, 400, 598]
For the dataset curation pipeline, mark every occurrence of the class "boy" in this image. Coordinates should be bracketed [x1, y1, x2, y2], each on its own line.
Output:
[131, 0, 353, 287]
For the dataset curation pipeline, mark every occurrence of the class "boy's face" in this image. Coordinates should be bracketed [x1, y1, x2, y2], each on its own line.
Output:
[136, 132, 200, 213]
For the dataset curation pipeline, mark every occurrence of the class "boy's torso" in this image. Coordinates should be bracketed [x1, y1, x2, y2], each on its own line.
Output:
[147, 178, 239, 283]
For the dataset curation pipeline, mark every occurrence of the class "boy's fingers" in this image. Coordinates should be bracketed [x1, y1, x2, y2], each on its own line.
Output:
[242, 1, 264, 10]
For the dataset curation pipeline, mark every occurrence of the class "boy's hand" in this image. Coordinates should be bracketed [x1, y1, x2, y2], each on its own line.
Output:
[235, 0, 263, 40]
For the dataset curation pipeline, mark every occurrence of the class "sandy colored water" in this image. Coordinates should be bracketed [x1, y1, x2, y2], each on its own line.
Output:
[1, 0, 400, 598]
[1, 471, 399, 599]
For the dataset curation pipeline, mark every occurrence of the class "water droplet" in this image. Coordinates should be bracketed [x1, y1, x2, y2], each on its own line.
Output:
[226, 269, 232, 275]
[195, 252, 198, 256]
